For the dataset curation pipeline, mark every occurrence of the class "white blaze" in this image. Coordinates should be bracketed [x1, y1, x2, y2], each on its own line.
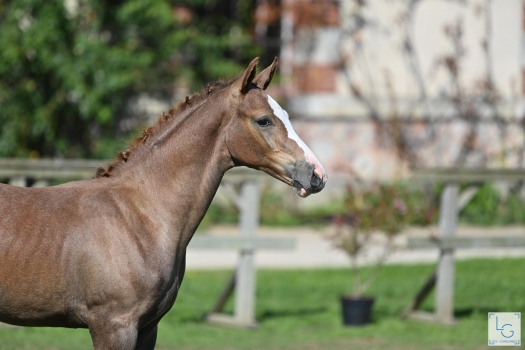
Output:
[267, 95, 327, 181]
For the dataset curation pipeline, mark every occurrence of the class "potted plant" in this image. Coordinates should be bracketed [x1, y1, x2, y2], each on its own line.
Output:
[329, 182, 420, 326]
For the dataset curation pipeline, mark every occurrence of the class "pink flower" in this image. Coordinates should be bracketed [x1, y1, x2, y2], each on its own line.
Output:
[332, 214, 344, 225]
[393, 198, 407, 214]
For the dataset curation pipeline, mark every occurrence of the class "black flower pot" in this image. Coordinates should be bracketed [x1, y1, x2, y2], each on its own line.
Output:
[340, 295, 375, 326]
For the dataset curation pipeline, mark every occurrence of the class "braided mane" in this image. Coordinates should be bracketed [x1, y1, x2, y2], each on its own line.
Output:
[94, 80, 231, 178]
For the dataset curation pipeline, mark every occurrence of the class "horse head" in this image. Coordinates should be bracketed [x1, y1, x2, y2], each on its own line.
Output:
[225, 57, 327, 197]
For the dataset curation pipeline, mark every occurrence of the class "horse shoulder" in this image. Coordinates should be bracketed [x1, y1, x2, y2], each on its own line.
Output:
[67, 182, 179, 303]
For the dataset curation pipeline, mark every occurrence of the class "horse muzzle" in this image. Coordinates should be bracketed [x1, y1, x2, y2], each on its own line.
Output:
[286, 161, 327, 198]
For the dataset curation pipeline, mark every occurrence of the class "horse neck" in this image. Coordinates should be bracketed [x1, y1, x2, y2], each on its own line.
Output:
[117, 99, 234, 248]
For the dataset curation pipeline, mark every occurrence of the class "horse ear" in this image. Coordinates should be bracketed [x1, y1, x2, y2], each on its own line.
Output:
[253, 57, 278, 90]
[232, 57, 259, 96]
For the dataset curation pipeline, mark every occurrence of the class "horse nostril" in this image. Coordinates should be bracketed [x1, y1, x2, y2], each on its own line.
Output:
[310, 171, 322, 188]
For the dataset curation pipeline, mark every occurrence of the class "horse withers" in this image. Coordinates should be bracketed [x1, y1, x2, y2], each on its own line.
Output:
[0, 57, 327, 349]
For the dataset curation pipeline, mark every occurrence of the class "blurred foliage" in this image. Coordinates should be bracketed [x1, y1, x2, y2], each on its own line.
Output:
[460, 183, 525, 225]
[258, 186, 350, 227]
[198, 186, 347, 231]
[197, 200, 238, 231]
[0, 0, 260, 158]
[199, 182, 438, 230]
[343, 183, 435, 236]
[197, 181, 525, 230]
[259, 187, 304, 226]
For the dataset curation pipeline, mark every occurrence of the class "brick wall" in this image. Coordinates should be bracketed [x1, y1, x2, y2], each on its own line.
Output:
[293, 64, 336, 92]
[292, 0, 339, 28]
[290, 0, 340, 93]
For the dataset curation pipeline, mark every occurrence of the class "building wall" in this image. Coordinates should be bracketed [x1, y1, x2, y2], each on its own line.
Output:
[276, 0, 525, 187]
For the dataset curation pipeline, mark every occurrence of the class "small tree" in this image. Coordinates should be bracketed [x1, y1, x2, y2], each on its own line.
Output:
[329, 182, 434, 297]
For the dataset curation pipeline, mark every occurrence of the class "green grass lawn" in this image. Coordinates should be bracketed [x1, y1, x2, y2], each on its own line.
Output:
[1, 258, 524, 350]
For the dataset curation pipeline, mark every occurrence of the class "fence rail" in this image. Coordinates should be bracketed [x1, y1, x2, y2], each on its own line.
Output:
[0, 158, 267, 184]
[411, 167, 525, 182]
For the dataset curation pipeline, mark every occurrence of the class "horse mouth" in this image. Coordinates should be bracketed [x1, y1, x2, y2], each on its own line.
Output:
[263, 167, 325, 198]
[293, 180, 310, 198]
[296, 187, 309, 198]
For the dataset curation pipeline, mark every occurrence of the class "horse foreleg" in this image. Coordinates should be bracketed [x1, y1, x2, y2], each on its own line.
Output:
[89, 321, 138, 350]
[134, 323, 158, 350]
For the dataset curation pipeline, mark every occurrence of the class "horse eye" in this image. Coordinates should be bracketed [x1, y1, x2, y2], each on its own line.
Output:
[256, 118, 272, 127]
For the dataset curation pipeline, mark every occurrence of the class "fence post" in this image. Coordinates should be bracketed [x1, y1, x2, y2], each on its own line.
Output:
[32, 180, 49, 188]
[234, 180, 260, 327]
[9, 176, 26, 187]
[435, 182, 459, 325]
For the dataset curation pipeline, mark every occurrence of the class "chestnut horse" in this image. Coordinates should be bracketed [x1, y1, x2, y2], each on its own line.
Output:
[0, 58, 327, 349]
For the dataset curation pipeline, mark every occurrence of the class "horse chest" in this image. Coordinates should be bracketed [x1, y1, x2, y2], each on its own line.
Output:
[157, 277, 181, 314]
[142, 254, 186, 321]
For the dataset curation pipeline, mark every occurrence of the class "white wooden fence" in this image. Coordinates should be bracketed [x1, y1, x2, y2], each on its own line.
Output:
[402, 168, 525, 325]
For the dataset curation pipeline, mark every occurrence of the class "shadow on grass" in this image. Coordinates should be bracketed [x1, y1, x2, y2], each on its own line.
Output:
[386, 306, 498, 319]
[259, 306, 328, 321]
[454, 306, 498, 318]
[455, 308, 475, 318]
